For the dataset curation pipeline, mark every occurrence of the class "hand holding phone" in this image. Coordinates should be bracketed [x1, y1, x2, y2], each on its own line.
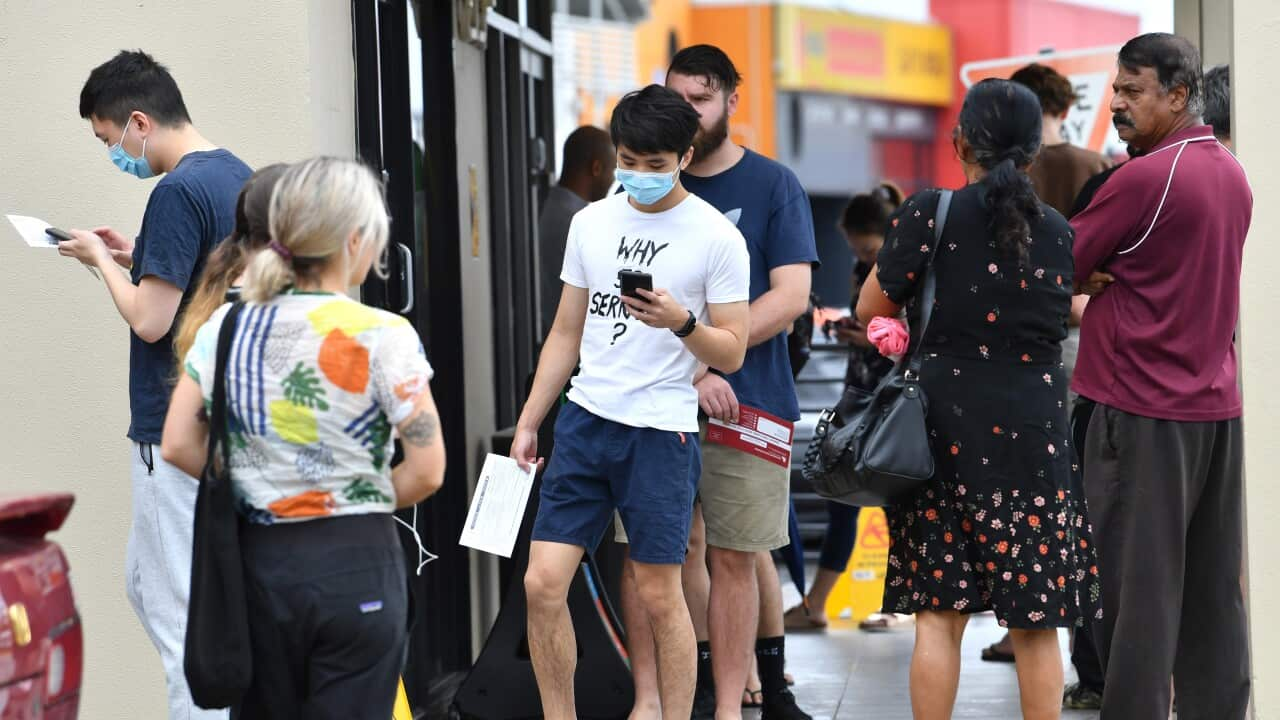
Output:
[45, 227, 73, 246]
[619, 271, 690, 333]
[49, 227, 104, 278]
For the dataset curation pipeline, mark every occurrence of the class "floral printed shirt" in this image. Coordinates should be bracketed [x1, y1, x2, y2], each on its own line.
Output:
[184, 292, 433, 524]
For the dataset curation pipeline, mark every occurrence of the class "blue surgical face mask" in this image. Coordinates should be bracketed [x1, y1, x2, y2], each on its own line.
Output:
[108, 124, 154, 179]
[615, 166, 680, 206]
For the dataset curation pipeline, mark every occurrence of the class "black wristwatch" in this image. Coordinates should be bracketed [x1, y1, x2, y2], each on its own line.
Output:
[673, 310, 697, 338]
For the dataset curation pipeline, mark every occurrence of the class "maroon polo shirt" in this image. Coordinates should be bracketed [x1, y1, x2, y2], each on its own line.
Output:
[1071, 125, 1252, 421]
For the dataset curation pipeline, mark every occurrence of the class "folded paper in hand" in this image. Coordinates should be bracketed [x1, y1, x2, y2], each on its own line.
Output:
[706, 404, 794, 469]
[458, 453, 536, 558]
[6, 214, 100, 279]
[6, 214, 60, 248]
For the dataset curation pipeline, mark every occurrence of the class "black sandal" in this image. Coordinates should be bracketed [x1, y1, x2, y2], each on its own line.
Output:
[742, 689, 764, 708]
[980, 641, 1016, 663]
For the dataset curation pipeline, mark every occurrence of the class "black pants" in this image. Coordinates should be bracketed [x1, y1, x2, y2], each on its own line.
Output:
[1083, 404, 1249, 720]
[233, 513, 409, 720]
[1068, 399, 1104, 693]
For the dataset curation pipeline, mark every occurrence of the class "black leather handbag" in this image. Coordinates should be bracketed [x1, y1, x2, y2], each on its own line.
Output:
[185, 302, 254, 708]
[802, 190, 953, 507]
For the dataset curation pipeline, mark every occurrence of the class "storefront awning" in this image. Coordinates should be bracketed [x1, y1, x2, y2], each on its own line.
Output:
[775, 4, 954, 107]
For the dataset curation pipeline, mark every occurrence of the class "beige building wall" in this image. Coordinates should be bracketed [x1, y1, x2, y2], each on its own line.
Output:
[0, 2, 354, 717]
[1237, 0, 1280, 714]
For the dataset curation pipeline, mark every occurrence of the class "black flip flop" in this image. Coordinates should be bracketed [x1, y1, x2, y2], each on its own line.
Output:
[742, 689, 764, 709]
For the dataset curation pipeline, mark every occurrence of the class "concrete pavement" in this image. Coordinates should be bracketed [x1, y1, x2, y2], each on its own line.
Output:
[776, 585, 1099, 720]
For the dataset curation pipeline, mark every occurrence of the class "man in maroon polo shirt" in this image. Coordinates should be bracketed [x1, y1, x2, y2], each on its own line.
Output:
[1071, 33, 1252, 720]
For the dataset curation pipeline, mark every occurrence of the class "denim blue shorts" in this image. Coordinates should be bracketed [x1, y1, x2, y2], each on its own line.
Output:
[531, 402, 700, 565]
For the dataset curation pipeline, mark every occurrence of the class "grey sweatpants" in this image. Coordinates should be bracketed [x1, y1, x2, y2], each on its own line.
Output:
[1082, 405, 1250, 720]
[127, 443, 229, 719]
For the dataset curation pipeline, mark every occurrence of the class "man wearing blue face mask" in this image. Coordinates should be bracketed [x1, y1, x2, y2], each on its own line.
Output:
[512, 84, 751, 720]
[57, 50, 249, 720]
[620, 45, 816, 720]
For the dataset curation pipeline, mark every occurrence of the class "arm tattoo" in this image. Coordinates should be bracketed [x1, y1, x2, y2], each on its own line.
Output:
[400, 411, 439, 448]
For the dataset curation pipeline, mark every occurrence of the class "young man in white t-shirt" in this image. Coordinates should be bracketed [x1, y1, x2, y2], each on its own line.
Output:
[511, 85, 751, 720]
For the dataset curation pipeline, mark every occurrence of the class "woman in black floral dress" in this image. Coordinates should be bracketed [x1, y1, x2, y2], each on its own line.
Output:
[856, 79, 1101, 719]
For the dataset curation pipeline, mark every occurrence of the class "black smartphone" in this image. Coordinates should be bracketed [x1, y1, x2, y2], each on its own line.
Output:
[45, 227, 73, 245]
[618, 269, 653, 300]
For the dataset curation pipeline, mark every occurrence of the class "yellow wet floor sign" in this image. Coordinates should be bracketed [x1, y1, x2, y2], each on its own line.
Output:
[393, 678, 412, 720]
[824, 507, 891, 626]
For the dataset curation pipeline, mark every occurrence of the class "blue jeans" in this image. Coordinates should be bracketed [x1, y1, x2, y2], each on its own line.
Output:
[817, 501, 859, 574]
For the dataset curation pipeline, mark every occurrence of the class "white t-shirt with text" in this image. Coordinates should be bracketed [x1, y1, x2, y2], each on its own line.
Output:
[561, 192, 750, 432]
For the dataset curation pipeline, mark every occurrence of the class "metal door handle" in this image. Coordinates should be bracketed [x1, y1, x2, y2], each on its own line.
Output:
[396, 242, 414, 314]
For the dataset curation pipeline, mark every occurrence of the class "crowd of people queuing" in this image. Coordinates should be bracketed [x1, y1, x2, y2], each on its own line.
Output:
[53, 27, 1248, 720]
[526, 33, 1250, 720]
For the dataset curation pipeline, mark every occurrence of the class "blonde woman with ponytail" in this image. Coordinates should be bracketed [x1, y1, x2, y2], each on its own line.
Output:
[161, 157, 445, 718]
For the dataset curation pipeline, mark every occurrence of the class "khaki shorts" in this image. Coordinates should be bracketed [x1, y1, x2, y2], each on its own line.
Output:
[616, 422, 791, 552]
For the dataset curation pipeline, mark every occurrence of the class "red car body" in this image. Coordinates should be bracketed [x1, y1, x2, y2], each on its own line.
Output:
[0, 495, 82, 719]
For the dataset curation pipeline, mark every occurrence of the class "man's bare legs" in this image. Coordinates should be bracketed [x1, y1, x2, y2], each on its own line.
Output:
[707, 547, 805, 719]
[756, 551, 785, 638]
[623, 506, 712, 719]
[633, 559, 699, 720]
[752, 551, 785, 701]
[708, 546, 758, 720]
[685, 507, 711, 640]
[621, 550, 663, 720]
[525, 541, 590, 720]
[684, 506, 717, 715]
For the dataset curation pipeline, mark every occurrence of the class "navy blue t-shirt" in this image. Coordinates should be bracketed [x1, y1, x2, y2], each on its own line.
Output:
[681, 149, 818, 421]
[128, 149, 252, 443]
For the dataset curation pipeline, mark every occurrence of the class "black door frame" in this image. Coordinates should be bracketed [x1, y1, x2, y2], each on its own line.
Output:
[353, 0, 474, 701]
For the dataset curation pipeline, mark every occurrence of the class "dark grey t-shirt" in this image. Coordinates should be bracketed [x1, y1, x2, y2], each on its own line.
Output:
[129, 149, 252, 443]
[537, 185, 588, 340]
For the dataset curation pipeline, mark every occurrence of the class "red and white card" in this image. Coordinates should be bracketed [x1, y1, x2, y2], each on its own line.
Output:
[706, 405, 794, 468]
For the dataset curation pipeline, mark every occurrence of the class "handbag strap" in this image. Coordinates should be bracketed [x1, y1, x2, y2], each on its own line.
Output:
[905, 190, 954, 380]
[208, 302, 246, 470]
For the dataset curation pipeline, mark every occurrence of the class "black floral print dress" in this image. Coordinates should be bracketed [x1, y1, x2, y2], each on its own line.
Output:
[875, 185, 1102, 629]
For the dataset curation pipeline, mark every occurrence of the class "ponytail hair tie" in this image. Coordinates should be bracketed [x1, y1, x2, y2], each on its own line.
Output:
[268, 240, 293, 261]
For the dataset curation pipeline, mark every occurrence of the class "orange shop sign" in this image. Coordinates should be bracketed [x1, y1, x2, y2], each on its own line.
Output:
[961, 46, 1124, 155]
[776, 5, 953, 107]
